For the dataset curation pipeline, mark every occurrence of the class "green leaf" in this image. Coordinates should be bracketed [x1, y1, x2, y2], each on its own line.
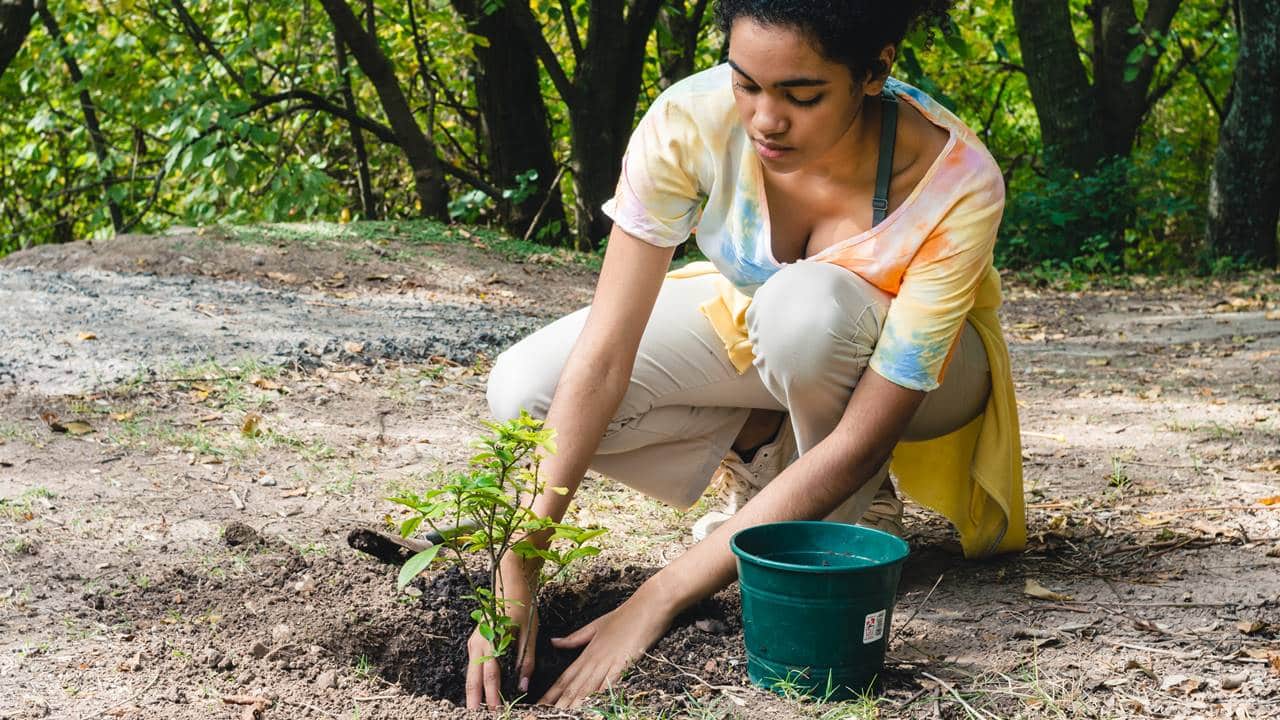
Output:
[395, 545, 441, 590]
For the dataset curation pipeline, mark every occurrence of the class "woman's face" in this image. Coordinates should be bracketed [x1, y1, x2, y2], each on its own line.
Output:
[727, 18, 877, 173]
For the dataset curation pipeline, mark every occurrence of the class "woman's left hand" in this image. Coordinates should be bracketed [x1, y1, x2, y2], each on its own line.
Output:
[537, 586, 677, 708]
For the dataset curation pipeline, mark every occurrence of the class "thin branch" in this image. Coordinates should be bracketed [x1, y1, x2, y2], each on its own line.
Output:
[558, 0, 583, 61]
[168, 0, 246, 90]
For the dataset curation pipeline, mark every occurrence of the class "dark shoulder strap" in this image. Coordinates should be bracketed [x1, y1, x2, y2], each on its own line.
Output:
[872, 89, 899, 227]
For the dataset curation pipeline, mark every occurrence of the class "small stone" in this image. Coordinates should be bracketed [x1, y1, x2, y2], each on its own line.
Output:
[257, 474, 277, 487]
[118, 652, 143, 672]
[316, 670, 337, 689]
[1221, 672, 1247, 690]
[235, 670, 256, 686]
[694, 618, 728, 635]
[402, 586, 422, 598]
[292, 575, 316, 594]
[249, 641, 269, 659]
[270, 623, 292, 645]
[703, 658, 717, 674]
[202, 648, 223, 668]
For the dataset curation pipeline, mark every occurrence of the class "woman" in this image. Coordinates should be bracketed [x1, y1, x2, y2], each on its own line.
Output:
[469, 0, 1024, 709]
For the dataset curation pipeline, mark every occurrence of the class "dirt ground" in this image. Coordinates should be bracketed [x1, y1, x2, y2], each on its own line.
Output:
[1, 224, 1278, 720]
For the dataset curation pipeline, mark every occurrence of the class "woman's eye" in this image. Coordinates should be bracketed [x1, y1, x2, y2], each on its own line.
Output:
[733, 80, 760, 94]
[789, 94, 823, 107]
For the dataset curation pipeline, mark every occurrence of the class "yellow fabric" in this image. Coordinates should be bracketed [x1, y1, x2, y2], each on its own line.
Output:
[666, 260, 1025, 558]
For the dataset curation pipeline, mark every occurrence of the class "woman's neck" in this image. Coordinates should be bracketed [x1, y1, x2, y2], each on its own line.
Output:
[790, 95, 884, 189]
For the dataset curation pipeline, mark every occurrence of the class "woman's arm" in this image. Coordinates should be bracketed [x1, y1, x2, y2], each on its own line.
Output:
[466, 224, 675, 709]
[523, 224, 676, 526]
[538, 367, 925, 708]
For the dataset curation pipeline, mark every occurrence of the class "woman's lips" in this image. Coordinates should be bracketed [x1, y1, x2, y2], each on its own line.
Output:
[754, 139, 792, 159]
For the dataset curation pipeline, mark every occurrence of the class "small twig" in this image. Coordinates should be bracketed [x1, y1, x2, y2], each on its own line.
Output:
[921, 672, 998, 720]
[890, 574, 943, 645]
[351, 694, 399, 701]
[1107, 640, 1202, 659]
[229, 488, 246, 511]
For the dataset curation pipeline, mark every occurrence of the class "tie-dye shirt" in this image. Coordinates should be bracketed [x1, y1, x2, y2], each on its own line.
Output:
[602, 63, 1006, 392]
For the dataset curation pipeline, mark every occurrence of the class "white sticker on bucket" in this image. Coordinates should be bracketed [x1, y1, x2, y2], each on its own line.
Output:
[862, 609, 886, 644]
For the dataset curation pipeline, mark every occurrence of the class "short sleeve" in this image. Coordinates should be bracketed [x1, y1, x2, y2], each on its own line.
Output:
[869, 168, 1005, 391]
[601, 95, 709, 248]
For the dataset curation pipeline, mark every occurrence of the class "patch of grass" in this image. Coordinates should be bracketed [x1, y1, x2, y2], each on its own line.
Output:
[261, 429, 337, 462]
[0, 487, 57, 521]
[0, 421, 39, 444]
[1107, 456, 1130, 490]
[297, 541, 329, 558]
[584, 685, 672, 720]
[1161, 419, 1241, 440]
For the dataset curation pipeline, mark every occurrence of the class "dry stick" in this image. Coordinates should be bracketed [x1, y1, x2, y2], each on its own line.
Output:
[920, 672, 998, 720]
[522, 165, 567, 244]
[889, 574, 944, 646]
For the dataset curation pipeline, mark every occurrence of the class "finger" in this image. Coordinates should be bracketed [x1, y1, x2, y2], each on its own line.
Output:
[557, 664, 607, 710]
[517, 642, 535, 695]
[550, 621, 598, 649]
[465, 652, 484, 710]
[516, 616, 537, 694]
[538, 656, 580, 706]
[483, 658, 502, 709]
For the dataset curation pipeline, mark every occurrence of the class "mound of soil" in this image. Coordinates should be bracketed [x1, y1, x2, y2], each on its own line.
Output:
[109, 524, 748, 713]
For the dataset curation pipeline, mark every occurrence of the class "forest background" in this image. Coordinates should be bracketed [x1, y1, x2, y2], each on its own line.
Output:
[0, 0, 1277, 276]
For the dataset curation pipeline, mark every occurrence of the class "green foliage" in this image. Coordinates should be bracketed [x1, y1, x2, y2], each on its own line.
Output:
[389, 412, 606, 663]
[0, 0, 1255, 270]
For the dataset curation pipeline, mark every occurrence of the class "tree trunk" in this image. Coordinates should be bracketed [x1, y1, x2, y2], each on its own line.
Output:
[319, 0, 447, 218]
[453, 0, 566, 243]
[509, 0, 663, 250]
[334, 29, 378, 220]
[1010, 0, 1104, 172]
[1012, 0, 1183, 171]
[572, 0, 664, 249]
[38, 1, 124, 234]
[0, 0, 34, 79]
[655, 0, 709, 90]
[1206, 0, 1280, 266]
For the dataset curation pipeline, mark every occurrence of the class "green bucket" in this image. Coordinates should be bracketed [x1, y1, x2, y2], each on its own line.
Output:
[729, 521, 910, 701]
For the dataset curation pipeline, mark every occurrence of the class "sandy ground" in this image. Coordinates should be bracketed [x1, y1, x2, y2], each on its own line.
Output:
[1, 223, 1278, 720]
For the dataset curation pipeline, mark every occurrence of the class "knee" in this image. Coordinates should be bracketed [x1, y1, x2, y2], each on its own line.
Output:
[748, 262, 889, 384]
[486, 343, 555, 421]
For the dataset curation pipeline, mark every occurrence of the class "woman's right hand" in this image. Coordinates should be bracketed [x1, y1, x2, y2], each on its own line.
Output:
[465, 559, 538, 709]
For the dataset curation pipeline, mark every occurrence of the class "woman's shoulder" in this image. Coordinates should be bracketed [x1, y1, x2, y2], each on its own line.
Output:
[887, 78, 1004, 199]
[643, 64, 740, 138]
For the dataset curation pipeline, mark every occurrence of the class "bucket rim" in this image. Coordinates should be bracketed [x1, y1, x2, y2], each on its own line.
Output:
[730, 520, 909, 574]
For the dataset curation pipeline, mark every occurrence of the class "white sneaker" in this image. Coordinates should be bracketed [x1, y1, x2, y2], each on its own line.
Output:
[690, 418, 906, 541]
[690, 419, 797, 541]
[857, 480, 906, 538]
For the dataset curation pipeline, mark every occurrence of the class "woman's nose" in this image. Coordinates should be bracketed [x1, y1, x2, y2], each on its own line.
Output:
[751, 98, 789, 137]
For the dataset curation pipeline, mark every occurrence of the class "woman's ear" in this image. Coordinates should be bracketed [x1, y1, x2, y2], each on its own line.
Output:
[863, 45, 897, 96]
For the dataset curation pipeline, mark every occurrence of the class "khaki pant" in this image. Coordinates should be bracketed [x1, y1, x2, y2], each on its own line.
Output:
[487, 262, 991, 523]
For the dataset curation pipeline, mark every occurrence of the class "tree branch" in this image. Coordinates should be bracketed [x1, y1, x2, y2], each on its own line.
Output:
[559, 0, 583, 61]
[168, 0, 246, 90]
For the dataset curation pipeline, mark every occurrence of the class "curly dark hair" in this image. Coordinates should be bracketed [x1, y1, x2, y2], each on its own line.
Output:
[714, 0, 954, 82]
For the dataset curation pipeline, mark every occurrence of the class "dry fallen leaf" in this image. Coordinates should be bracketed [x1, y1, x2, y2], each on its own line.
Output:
[240, 413, 262, 438]
[1024, 578, 1074, 602]
[343, 341, 364, 355]
[60, 420, 94, 436]
[1259, 495, 1280, 506]
[110, 411, 133, 421]
[78, 331, 97, 341]
[1139, 386, 1162, 400]
[1236, 619, 1266, 635]
[1160, 674, 1204, 695]
[251, 377, 281, 391]
[1086, 358, 1110, 367]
